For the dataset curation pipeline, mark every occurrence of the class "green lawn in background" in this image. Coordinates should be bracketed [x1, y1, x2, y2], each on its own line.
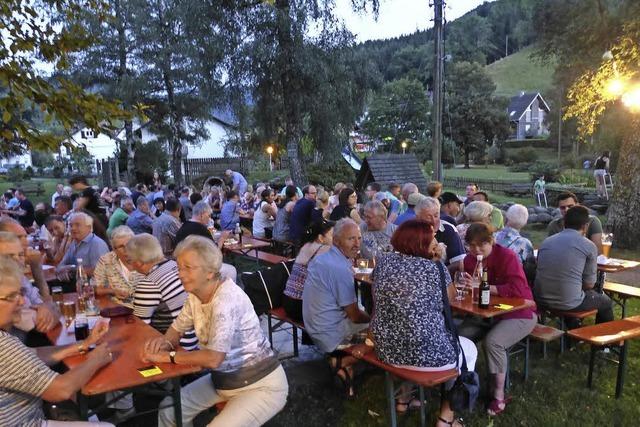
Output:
[443, 165, 530, 181]
[485, 45, 556, 98]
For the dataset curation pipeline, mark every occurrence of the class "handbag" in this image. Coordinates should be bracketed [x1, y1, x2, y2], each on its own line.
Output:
[241, 261, 294, 315]
[435, 261, 480, 413]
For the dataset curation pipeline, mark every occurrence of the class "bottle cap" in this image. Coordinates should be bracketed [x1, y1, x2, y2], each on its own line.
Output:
[476, 255, 483, 261]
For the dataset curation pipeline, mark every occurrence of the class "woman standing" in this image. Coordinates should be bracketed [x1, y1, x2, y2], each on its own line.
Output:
[370, 220, 477, 426]
[593, 151, 610, 198]
[272, 185, 298, 242]
[143, 236, 288, 427]
[329, 188, 361, 224]
[460, 222, 536, 416]
[252, 188, 278, 238]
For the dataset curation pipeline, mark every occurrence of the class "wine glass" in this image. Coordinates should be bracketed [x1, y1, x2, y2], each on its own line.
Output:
[454, 272, 467, 301]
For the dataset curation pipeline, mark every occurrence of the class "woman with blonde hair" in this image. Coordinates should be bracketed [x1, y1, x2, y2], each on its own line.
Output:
[457, 201, 493, 242]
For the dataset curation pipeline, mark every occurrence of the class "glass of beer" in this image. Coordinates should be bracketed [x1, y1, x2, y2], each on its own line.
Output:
[357, 258, 369, 272]
[62, 301, 76, 327]
[51, 286, 64, 310]
[602, 233, 613, 258]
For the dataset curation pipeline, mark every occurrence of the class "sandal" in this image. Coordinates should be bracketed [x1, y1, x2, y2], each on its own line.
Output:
[395, 397, 422, 414]
[333, 367, 355, 399]
[437, 416, 465, 427]
[487, 396, 512, 416]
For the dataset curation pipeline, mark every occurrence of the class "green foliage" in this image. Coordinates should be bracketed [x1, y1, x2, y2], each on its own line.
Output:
[133, 139, 170, 183]
[31, 150, 55, 169]
[527, 161, 561, 182]
[7, 167, 25, 182]
[361, 78, 430, 151]
[507, 147, 539, 164]
[485, 45, 556, 98]
[306, 161, 356, 189]
[503, 138, 551, 148]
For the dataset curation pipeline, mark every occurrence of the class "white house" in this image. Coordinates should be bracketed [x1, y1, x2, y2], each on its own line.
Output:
[0, 153, 32, 169]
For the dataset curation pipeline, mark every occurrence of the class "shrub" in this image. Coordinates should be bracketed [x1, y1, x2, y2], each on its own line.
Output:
[7, 167, 24, 182]
[528, 162, 561, 182]
[24, 166, 34, 179]
[307, 160, 356, 188]
[508, 147, 539, 164]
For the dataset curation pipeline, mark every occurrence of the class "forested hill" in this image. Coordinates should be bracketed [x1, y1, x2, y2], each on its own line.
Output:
[353, 0, 539, 87]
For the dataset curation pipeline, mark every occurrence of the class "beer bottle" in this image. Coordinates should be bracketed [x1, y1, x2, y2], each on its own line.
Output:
[479, 268, 491, 309]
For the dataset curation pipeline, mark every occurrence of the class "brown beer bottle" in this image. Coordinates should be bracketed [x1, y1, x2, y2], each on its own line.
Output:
[479, 268, 490, 309]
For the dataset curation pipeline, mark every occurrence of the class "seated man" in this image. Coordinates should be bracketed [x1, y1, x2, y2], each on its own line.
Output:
[57, 212, 109, 279]
[126, 196, 154, 235]
[394, 192, 426, 226]
[547, 191, 603, 253]
[534, 205, 613, 326]
[0, 232, 58, 340]
[152, 198, 182, 258]
[126, 234, 198, 351]
[303, 218, 370, 396]
[414, 197, 466, 273]
[439, 192, 463, 226]
[0, 255, 114, 427]
[360, 200, 396, 259]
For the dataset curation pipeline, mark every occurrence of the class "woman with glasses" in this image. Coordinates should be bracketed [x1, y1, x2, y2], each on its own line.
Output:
[93, 226, 143, 302]
[0, 255, 114, 426]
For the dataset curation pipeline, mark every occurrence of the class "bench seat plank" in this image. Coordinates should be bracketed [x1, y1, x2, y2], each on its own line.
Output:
[567, 315, 640, 345]
[529, 324, 564, 342]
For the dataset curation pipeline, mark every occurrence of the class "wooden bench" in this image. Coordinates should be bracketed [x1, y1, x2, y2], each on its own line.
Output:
[603, 281, 640, 318]
[541, 308, 598, 353]
[504, 182, 532, 197]
[267, 306, 305, 359]
[567, 315, 640, 398]
[342, 346, 458, 427]
[16, 181, 45, 197]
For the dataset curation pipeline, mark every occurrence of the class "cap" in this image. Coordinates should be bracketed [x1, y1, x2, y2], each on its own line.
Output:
[407, 192, 427, 206]
[374, 192, 389, 202]
[440, 192, 463, 205]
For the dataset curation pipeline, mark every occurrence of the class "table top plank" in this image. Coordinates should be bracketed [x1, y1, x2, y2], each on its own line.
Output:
[598, 259, 640, 273]
[604, 282, 640, 298]
[450, 294, 531, 319]
[223, 236, 271, 252]
[567, 315, 640, 345]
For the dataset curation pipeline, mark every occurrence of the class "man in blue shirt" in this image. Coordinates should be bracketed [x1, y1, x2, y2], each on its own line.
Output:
[415, 197, 465, 273]
[303, 218, 370, 394]
[288, 185, 317, 243]
[395, 192, 427, 225]
[127, 196, 154, 234]
[57, 212, 109, 277]
[219, 191, 240, 231]
[225, 169, 248, 196]
[439, 192, 463, 226]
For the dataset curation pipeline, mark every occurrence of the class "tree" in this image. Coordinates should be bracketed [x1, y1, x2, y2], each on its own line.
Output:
[0, 0, 132, 157]
[361, 78, 430, 151]
[445, 61, 509, 168]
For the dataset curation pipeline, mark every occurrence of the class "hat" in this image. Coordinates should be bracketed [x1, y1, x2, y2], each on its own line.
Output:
[407, 192, 427, 206]
[440, 192, 463, 205]
[374, 192, 389, 202]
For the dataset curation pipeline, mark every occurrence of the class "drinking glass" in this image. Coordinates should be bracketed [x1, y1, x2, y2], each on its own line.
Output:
[357, 258, 369, 272]
[62, 301, 76, 327]
[602, 233, 613, 258]
[51, 286, 64, 310]
[74, 315, 89, 341]
[454, 272, 466, 301]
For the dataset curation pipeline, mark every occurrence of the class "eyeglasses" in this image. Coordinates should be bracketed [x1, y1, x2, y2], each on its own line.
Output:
[0, 289, 25, 303]
[559, 205, 576, 211]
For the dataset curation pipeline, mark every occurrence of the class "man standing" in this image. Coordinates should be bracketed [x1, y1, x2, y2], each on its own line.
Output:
[152, 198, 182, 257]
[11, 190, 35, 231]
[439, 192, 463, 226]
[534, 205, 613, 326]
[126, 197, 154, 235]
[279, 176, 303, 199]
[178, 187, 192, 219]
[547, 192, 603, 253]
[361, 200, 397, 258]
[224, 169, 248, 196]
[415, 197, 466, 273]
[56, 212, 109, 277]
[107, 197, 134, 237]
[50, 183, 64, 207]
[289, 185, 317, 244]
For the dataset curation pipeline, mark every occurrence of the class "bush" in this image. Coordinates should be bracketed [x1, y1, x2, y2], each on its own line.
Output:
[307, 160, 356, 188]
[504, 138, 551, 149]
[53, 165, 64, 178]
[508, 147, 539, 164]
[528, 161, 561, 182]
[24, 166, 34, 179]
[7, 167, 24, 182]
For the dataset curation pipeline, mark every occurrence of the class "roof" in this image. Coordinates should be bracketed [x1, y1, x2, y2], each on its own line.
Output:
[508, 92, 550, 121]
[355, 153, 428, 193]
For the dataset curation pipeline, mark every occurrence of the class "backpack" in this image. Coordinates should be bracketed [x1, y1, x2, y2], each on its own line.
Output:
[242, 261, 294, 315]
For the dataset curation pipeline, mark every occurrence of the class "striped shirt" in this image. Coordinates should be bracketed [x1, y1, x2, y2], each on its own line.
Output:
[0, 330, 58, 427]
[133, 259, 198, 350]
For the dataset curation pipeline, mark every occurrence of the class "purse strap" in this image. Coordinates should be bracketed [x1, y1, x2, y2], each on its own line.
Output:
[435, 261, 469, 372]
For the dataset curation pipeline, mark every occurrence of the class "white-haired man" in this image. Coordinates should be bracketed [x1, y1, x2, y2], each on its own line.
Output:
[415, 197, 466, 273]
[57, 212, 109, 278]
[126, 234, 197, 350]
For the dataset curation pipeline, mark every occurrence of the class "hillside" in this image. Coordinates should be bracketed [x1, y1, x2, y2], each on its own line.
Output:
[486, 45, 556, 98]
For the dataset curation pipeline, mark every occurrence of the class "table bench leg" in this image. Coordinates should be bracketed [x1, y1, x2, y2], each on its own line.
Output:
[418, 386, 426, 427]
[587, 346, 597, 389]
[384, 372, 397, 427]
[615, 342, 628, 399]
[78, 393, 89, 420]
[172, 377, 183, 427]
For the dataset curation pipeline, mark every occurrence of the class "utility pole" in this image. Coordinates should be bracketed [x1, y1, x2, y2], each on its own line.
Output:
[505, 35, 509, 57]
[557, 94, 562, 165]
[432, 0, 444, 181]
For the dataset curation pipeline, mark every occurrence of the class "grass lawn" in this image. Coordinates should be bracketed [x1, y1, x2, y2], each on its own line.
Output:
[0, 177, 100, 205]
[443, 165, 530, 182]
[485, 45, 556, 98]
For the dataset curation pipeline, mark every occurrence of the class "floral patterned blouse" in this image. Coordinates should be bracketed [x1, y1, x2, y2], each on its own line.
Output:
[93, 251, 143, 295]
[371, 252, 456, 368]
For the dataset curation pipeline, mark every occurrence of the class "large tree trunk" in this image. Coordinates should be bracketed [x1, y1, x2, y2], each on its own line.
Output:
[276, 0, 306, 185]
[124, 119, 135, 184]
[464, 148, 470, 169]
[606, 118, 640, 250]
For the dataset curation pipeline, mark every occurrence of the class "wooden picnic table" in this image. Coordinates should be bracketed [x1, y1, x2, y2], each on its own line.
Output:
[603, 281, 640, 318]
[567, 315, 640, 398]
[222, 236, 272, 266]
[597, 258, 640, 273]
[47, 294, 200, 425]
[450, 293, 531, 319]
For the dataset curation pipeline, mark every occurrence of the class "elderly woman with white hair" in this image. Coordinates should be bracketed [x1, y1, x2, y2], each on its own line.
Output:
[93, 225, 143, 301]
[456, 200, 494, 242]
[143, 236, 288, 427]
[495, 203, 535, 265]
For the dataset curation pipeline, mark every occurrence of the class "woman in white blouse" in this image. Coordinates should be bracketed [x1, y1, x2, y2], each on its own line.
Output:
[143, 235, 288, 427]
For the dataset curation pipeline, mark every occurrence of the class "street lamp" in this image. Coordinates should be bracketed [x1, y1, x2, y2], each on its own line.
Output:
[401, 141, 407, 155]
[266, 146, 274, 171]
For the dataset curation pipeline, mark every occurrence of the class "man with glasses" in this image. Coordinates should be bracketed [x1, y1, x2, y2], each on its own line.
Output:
[547, 192, 603, 253]
[0, 232, 58, 338]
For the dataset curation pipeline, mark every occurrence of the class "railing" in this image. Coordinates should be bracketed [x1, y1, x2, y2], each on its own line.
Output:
[183, 157, 247, 185]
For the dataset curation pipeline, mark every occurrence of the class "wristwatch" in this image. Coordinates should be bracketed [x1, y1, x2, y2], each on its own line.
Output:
[169, 351, 176, 364]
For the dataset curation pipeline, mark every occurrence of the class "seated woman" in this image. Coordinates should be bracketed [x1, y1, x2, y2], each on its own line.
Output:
[252, 188, 278, 238]
[143, 236, 288, 427]
[495, 204, 534, 265]
[456, 200, 493, 242]
[460, 222, 537, 416]
[93, 225, 143, 302]
[44, 215, 71, 266]
[311, 190, 330, 224]
[282, 220, 334, 321]
[0, 255, 114, 427]
[370, 219, 477, 426]
[272, 185, 298, 242]
[152, 197, 165, 218]
[328, 188, 361, 224]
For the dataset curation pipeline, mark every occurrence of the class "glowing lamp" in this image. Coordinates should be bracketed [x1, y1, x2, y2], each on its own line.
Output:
[621, 85, 640, 110]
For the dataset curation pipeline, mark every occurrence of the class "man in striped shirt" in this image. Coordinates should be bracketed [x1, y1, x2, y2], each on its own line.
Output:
[126, 234, 198, 350]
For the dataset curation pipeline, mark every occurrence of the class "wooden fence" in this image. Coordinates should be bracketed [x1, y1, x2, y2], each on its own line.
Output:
[96, 158, 119, 189]
[183, 157, 247, 185]
[442, 176, 530, 193]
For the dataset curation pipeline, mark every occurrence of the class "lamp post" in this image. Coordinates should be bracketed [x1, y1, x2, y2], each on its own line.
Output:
[401, 141, 407, 155]
[266, 146, 274, 171]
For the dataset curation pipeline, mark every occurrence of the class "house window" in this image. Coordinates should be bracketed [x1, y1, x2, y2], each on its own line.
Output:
[81, 129, 95, 139]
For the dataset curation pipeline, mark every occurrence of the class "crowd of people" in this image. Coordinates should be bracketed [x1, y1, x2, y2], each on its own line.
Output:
[0, 169, 616, 427]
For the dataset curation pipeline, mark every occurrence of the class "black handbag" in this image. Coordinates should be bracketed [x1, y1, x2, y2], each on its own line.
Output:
[436, 262, 480, 413]
[241, 261, 294, 315]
